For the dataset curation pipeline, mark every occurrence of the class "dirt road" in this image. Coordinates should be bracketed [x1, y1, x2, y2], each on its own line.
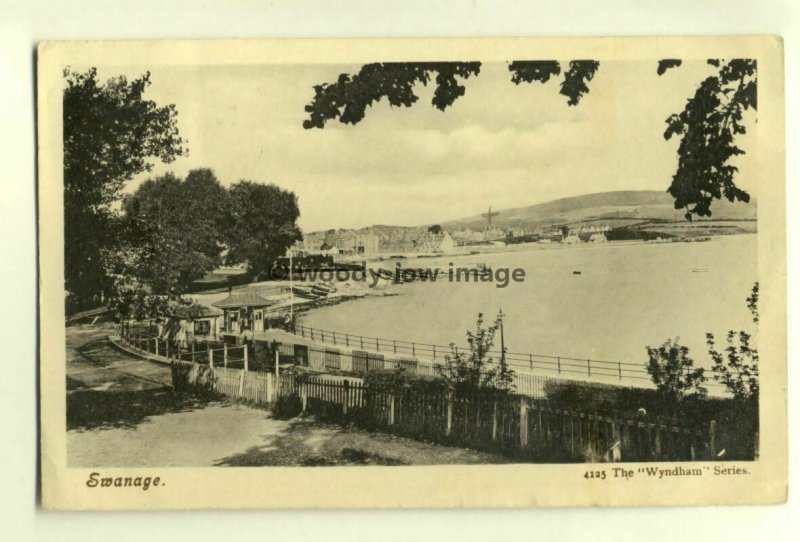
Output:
[66, 323, 509, 467]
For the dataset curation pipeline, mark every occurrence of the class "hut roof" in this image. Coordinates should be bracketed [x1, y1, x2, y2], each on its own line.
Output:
[173, 304, 223, 319]
[212, 292, 275, 309]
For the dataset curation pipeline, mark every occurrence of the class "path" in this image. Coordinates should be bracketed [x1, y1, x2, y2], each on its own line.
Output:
[66, 323, 510, 467]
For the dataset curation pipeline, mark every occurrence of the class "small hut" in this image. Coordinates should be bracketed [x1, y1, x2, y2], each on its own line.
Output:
[213, 292, 276, 336]
[163, 304, 223, 347]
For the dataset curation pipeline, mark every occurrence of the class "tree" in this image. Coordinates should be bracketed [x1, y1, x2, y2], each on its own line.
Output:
[118, 169, 229, 295]
[707, 282, 759, 403]
[438, 312, 515, 392]
[224, 181, 302, 281]
[645, 338, 708, 404]
[63, 68, 185, 311]
[661, 59, 757, 220]
[428, 224, 442, 234]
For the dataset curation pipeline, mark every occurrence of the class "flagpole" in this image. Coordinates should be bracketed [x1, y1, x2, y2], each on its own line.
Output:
[289, 250, 294, 328]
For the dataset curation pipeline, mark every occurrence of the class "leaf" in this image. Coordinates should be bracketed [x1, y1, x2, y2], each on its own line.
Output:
[303, 62, 481, 128]
[560, 60, 600, 106]
[657, 59, 682, 76]
[508, 60, 561, 84]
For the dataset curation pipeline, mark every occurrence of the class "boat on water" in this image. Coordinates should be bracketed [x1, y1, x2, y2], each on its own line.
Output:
[312, 283, 337, 294]
[292, 286, 322, 300]
[573, 270, 582, 275]
[313, 282, 336, 294]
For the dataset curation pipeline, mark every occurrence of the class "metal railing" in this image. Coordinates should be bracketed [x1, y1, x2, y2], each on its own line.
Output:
[289, 323, 727, 390]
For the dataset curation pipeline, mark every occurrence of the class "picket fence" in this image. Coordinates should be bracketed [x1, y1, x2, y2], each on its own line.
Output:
[172, 359, 295, 404]
[295, 377, 718, 462]
[171, 359, 720, 463]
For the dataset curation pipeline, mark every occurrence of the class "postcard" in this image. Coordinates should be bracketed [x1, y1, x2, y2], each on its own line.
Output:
[38, 36, 786, 509]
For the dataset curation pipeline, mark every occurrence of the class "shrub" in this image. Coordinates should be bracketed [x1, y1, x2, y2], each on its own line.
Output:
[645, 338, 707, 405]
[542, 379, 745, 428]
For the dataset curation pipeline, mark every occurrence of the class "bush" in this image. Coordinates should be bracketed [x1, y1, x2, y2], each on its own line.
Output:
[170, 361, 216, 399]
[360, 368, 447, 394]
[542, 380, 747, 429]
[272, 394, 303, 419]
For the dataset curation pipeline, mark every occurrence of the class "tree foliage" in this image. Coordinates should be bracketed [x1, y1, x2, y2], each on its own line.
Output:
[119, 169, 229, 294]
[303, 62, 482, 129]
[656, 59, 682, 75]
[224, 181, 302, 280]
[63, 68, 185, 310]
[438, 312, 515, 392]
[508, 60, 599, 106]
[707, 282, 759, 403]
[508, 60, 561, 84]
[559, 61, 601, 106]
[645, 338, 708, 403]
[303, 60, 603, 129]
[663, 59, 757, 220]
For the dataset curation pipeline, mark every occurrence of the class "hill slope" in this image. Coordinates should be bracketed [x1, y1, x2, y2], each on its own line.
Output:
[441, 190, 756, 229]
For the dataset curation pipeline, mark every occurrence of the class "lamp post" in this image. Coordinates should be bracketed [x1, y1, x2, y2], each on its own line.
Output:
[498, 308, 506, 366]
[289, 249, 294, 327]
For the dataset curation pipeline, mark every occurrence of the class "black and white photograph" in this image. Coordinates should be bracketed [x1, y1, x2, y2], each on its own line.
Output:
[35, 36, 787, 510]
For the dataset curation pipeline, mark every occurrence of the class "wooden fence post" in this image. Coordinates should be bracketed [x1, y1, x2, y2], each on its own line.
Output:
[343, 380, 350, 416]
[389, 394, 395, 426]
[155, 338, 159, 356]
[273, 347, 278, 394]
[238, 370, 245, 398]
[209, 346, 214, 369]
[165, 340, 169, 359]
[611, 421, 621, 462]
[191, 341, 195, 363]
[301, 380, 308, 412]
[445, 391, 453, 436]
[244, 345, 249, 372]
[492, 400, 498, 442]
[654, 427, 662, 460]
[569, 412, 575, 455]
[519, 398, 529, 448]
[223, 343, 228, 368]
[709, 420, 717, 458]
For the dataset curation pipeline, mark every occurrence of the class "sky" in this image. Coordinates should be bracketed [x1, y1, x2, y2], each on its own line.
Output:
[102, 60, 757, 232]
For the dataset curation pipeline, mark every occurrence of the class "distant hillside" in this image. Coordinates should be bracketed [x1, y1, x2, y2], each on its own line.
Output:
[440, 190, 757, 230]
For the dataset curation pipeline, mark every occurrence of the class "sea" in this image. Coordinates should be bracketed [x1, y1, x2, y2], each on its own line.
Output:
[299, 235, 758, 372]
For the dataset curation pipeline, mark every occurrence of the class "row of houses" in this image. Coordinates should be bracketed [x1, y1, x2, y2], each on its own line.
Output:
[294, 222, 614, 254]
[291, 229, 457, 255]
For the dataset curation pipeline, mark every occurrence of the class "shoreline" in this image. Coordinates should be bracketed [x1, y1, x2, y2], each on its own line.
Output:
[190, 232, 756, 318]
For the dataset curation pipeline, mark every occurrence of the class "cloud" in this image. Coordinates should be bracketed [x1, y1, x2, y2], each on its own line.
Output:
[128, 60, 758, 232]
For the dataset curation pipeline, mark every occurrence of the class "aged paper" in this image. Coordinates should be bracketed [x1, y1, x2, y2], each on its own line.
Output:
[38, 36, 786, 510]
